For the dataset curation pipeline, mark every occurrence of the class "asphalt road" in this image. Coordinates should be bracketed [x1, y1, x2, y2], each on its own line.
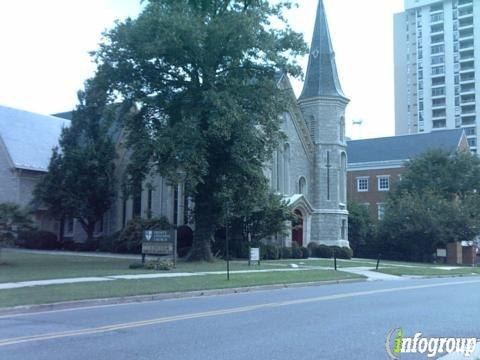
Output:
[1, 277, 480, 360]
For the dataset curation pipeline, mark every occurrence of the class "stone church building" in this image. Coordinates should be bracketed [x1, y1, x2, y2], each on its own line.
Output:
[102, 0, 349, 248]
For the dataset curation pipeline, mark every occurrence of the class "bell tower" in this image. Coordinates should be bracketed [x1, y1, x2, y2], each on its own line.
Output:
[299, 0, 349, 247]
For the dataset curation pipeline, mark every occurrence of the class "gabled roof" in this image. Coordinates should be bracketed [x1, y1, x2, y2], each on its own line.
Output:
[299, 0, 346, 100]
[347, 129, 466, 165]
[0, 105, 70, 172]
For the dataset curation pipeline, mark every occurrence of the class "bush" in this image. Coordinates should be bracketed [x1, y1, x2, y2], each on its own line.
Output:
[98, 232, 120, 253]
[16, 231, 60, 250]
[307, 242, 318, 257]
[144, 259, 174, 271]
[113, 217, 171, 254]
[75, 240, 99, 252]
[0, 232, 15, 248]
[261, 244, 280, 260]
[300, 246, 309, 259]
[291, 243, 303, 259]
[332, 246, 353, 260]
[313, 244, 333, 259]
[129, 262, 144, 269]
[280, 247, 292, 259]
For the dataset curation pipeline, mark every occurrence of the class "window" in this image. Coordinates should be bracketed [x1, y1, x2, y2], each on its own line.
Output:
[361, 203, 370, 210]
[173, 185, 179, 226]
[465, 127, 476, 136]
[95, 217, 104, 234]
[122, 199, 127, 228]
[432, 87, 445, 96]
[357, 177, 369, 192]
[431, 55, 444, 65]
[147, 189, 153, 219]
[66, 218, 74, 235]
[377, 203, 386, 220]
[378, 176, 390, 191]
[341, 220, 347, 240]
[299, 177, 307, 195]
[431, 44, 444, 54]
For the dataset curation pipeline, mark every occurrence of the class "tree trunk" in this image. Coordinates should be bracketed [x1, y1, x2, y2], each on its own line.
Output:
[78, 218, 96, 243]
[58, 215, 65, 245]
[186, 189, 216, 262]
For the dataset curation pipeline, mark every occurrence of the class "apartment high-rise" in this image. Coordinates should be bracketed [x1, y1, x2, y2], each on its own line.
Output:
[394, 0, 479, 152]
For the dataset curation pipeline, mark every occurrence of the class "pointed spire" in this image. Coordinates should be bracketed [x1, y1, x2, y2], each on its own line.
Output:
[299, 0, 346, 100]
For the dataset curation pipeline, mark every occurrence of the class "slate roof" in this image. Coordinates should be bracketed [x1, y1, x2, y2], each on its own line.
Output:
[299, 0, 346, 100]
[347, 129, 465, 164]
[0, 105, 70, 172]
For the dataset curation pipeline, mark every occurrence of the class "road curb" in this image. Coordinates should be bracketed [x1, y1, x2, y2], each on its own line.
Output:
[0, 278, 365, 316]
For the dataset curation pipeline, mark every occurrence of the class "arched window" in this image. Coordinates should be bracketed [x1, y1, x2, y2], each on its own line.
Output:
[340, 152, 347, 204]
[299, 177, 307, 195]
[277, 149, 283, 191]
[284, 144, 290, 193]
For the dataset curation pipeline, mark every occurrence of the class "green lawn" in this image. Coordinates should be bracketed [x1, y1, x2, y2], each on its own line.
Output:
[0, 250, 295, 283]
[0, 250, 379, 284]
[377, 266, 480, 277]
[0, 270, 363, 308]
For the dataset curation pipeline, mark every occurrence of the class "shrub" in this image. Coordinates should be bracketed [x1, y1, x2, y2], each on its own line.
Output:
[75, 240, 99, 252]
[261, 244, 280, 260]
[0, 232, 15, 248]
[144, 259, 174, 271]
[300, 246, 309, 259]
[98, 232, 120, 253]
[280, 247, 292, 259]
[16, 231, 60, 250]
[129, 262, 144, 269]
[313, 245, 333, 259]
[307, 242, 318, 257]
[113, 217, 171, 254]
[291, 243, 303, 259]
[331, 246, 353, 260]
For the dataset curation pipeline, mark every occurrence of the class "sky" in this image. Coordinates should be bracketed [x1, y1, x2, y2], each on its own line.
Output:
[0, 0, 404, 140]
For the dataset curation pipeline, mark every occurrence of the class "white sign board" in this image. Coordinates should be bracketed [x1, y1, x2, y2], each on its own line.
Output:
[250, 248, 260, 262]
[437, 249, 447, 257]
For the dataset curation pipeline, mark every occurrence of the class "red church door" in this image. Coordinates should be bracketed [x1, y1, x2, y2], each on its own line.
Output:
[292, 209, 304, 247]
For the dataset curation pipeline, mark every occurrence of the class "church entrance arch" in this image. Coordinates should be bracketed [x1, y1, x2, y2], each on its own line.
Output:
[292, 209, 304, 247]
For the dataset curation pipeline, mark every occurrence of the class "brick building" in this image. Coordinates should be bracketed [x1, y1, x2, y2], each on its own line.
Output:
[347, 129, 468, 219]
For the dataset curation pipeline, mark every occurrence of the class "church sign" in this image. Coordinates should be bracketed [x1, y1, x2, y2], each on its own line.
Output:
[249, 247, 260, 266]
[142, 230, 176, 265]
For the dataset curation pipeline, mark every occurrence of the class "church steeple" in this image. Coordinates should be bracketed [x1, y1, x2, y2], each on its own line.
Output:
[299, 0, 346, 100]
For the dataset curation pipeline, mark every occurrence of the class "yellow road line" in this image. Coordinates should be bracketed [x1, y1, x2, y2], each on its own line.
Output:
[1, 279, 480, 347]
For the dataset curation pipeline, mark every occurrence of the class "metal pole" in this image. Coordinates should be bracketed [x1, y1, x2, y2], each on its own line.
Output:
[376, 253, 381, 270]
[226, 202, 230, 281]
[334, 249, 337, 271]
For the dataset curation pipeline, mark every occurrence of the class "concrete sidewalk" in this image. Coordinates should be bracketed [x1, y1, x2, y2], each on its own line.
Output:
[0, 266, 339, 290]
[340, 267, 407, 281]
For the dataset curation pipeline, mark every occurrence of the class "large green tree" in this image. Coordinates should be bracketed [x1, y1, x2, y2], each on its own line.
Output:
[92, 0, 307, 260]
[34, 80, 116, 242]
[379, 149, 480, 261]
[347, 201, 376, 256]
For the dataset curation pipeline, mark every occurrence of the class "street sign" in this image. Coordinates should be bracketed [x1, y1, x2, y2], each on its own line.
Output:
[142, 229, 176, 266]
